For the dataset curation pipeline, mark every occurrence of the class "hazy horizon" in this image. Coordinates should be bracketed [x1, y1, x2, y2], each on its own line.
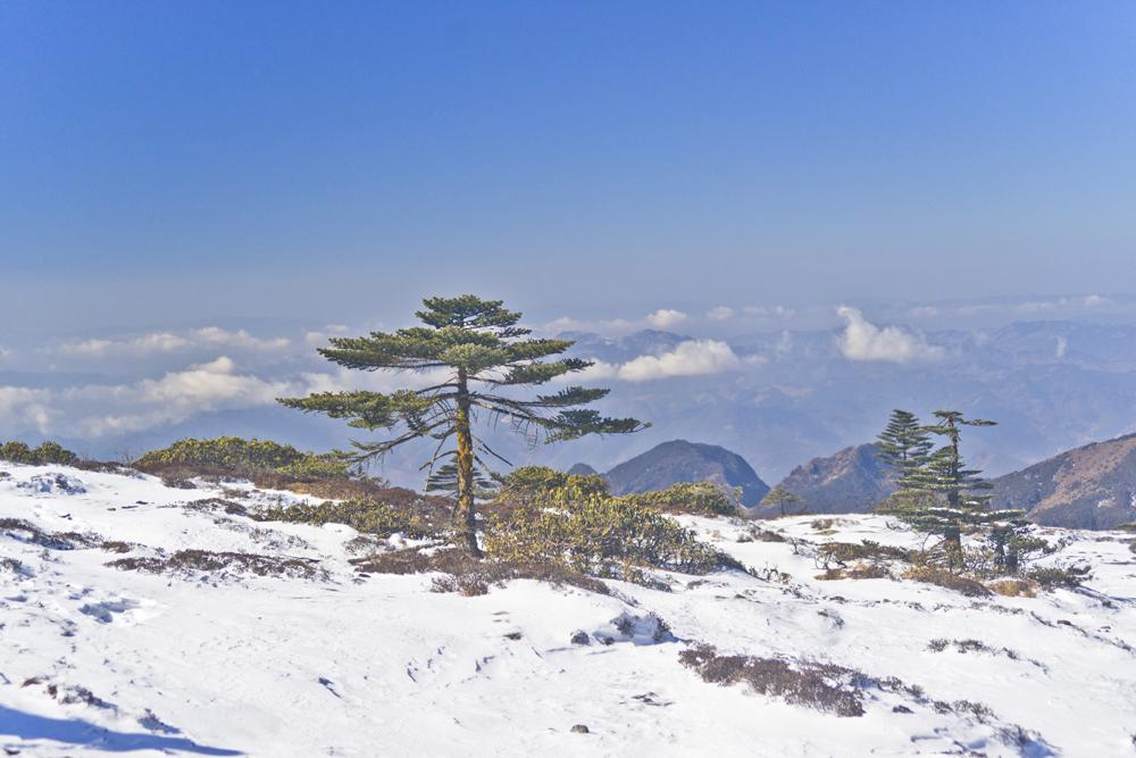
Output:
[3, 2, 1136, 483]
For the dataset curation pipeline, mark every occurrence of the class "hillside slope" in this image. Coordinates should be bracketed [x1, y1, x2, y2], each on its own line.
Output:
[992, 433, 1136, 528]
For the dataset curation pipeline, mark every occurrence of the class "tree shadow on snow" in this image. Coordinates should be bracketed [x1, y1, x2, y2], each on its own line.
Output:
[0, 706, 243, 755]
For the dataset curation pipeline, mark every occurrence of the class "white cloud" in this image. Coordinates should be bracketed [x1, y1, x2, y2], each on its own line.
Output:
[193, 327, 290, 351]
[1055, 336, 1068, 359]
[561, 340, 744, 383]
[0, 386, 55, 433]
[742, 305, 796, 319]
[645, 309, 688, 329]
[836, 307, 944, 363]
[56, 327, 289, 358]
[68, 356, 295, 437]
[706, 306, 735, 321]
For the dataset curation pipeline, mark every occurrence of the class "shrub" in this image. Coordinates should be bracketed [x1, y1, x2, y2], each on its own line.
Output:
[903, 566, 991, 597]
[108, 549, 325, 580]
[351, 547, 611, 595]
[623, 481, 739, 517]
[134, 436, 350, 480]
[497, 465, 609, 498]
[987, 578, 1037, 598]
[679, 644, 865, 717]
[1028, 564, 1091, 589]
[0, 440, 79, 466]
[257, 497, 448, 539]
[484, 490, 728, 578]
[817, 540, 915, 565]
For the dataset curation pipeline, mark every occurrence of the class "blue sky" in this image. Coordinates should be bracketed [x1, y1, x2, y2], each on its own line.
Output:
[2, 2, 1134, 333]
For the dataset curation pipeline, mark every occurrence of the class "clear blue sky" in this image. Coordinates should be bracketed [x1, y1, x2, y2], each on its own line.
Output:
[2, 1, 1134, 331]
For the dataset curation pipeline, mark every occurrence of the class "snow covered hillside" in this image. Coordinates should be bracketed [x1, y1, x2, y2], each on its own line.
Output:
[1, 463, 1134, 756]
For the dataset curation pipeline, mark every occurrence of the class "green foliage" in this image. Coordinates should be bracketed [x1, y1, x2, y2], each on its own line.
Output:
[760, 484, 803, 517]
[484, 487, 726, 579]
[875, 410, 932, 488]
[624, 481, 739, 516]
[498, 465, 610, 499]
[279, 295, 647, 555]
[134, 436, 350, 479]
[0, 440, 79, 466]
[258, 497, 443, 539]
[1028, 564, 1092, 589]
[885, 410, 1029, 571]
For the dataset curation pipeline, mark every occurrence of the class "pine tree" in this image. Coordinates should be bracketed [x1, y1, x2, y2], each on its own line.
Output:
[761, 485, 802, 517]
[901, 410, 1022, 570]
[875, 409, 932, 488]
[279, 295, 648, 556]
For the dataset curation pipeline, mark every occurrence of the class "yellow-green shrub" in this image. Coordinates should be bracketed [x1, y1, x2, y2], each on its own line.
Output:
[485, 488, 726, 577]
[0, 440, 78, 466]
[257, 497, 444, 539]
[135, 436, 350, 479]
[623, 481, 738, 516]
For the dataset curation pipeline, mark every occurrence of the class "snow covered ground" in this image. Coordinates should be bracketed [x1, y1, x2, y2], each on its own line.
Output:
[1, 462, 1134, 757]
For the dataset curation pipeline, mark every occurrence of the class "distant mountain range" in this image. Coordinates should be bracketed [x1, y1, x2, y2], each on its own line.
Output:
[557, 321, 1136, 484]
[574, 439, 770, 506]
[601, 434, 1136, 530]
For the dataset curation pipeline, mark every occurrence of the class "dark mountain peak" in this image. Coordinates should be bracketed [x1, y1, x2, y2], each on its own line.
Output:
[567, 462, 599, 476]
[604, 439, 769, 506]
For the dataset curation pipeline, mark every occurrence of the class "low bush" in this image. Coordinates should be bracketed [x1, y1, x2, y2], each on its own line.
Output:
[817, 540, 916, 565]
[903, 565, 991, 597]
[623, 481, 739, 517]
[484, 490, 730, 580]
[256, 496, 450, 540]
[134, 436, 350, 481]
[1028, 564, 1092, 589]
[679, 644, 865, 717]
[816, 562, 892, 581]
[987, 578, 1037, 598]
[351, 547, 611, 595]
[108, 549, 324, 580]
[0, 440, 79, 466]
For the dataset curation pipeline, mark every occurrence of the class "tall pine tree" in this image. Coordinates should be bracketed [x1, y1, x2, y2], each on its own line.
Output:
[901, 410, 1017, 569]
[280, 295, 648, 555]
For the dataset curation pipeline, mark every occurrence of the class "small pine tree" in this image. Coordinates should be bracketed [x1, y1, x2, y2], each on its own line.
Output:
[280, 295, 648, 555]
[761, 485, 803, 517]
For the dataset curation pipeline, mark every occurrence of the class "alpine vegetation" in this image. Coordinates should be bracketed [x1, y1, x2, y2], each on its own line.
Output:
[279, 295, 647, 555]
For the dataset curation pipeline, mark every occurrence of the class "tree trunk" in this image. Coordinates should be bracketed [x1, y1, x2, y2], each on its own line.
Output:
[454, 369, 481, 557]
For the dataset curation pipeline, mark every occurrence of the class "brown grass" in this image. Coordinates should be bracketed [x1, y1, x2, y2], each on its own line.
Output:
[108, 549, 325, 580]
[679, 644, 865, 717]
[903, 566, 991, 597]
[987, 578, 1038, 598]
[351, 547, 611, 596]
